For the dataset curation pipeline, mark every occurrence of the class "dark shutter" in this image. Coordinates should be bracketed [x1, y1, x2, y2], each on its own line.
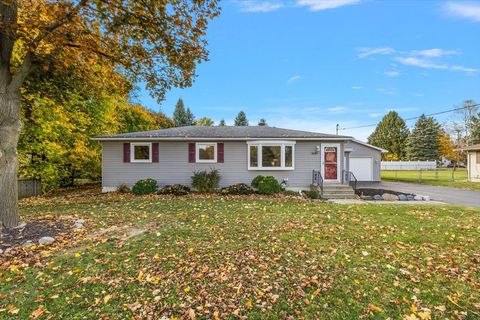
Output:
[217, 143, 224, 163]
[188, 143, 196, 163]
[123, 143, 130, 163]
[152, 143, 159, 163]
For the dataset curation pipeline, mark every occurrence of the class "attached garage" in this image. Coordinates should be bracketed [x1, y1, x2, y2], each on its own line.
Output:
[349, 157, 373, 181]
[344, 140, 387, 182]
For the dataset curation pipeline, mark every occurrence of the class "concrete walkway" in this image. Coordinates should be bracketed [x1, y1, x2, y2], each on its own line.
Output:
[358, 181, 480, 208]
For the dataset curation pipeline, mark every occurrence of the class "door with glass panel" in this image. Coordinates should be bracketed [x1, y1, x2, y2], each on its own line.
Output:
[321, 144, 339, 182]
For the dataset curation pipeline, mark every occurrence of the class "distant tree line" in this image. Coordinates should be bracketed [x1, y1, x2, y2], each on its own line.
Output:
[367, 100, 480, 164]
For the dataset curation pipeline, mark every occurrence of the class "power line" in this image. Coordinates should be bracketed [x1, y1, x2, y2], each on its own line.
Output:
[338, 103, 480, 131]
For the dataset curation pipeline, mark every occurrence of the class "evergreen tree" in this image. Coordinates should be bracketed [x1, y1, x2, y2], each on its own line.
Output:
[258, 118, 267, 126]
[173, 99, 195, 126]
[185, 108, 195, 126]
[173, 99, 187, 127]
[367, 111, 409, 160]
[234, 111, 249, 126]
[471, 114, 480, 144]
[196, 117, 214, 126]
[406, 114, 441, 160]
[219, 119, 226, 126]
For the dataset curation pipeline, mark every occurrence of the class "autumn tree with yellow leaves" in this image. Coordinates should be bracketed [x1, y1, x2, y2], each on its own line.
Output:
[0, 0, 220, 227]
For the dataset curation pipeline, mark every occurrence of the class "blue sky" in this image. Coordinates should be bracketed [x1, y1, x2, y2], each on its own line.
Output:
[137, 0, 480, 141]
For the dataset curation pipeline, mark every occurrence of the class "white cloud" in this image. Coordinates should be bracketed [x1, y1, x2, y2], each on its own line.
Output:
[327, 106, 348, 114]
[376, 88, 395, 95]
[451, 65, 478, 74]
[384, 70, 400, 77]
[240, 1, 284, 12]
[443, 1, 480, 22]
[352, 86, 362, 89]
[297, 0, 363, 11]
[394, 57, 449, 70]
[266, 116, 374, 141]
[287, 75, 302, 84]
[369, 112, 382, 118]
[411, 48, 459, 58]
[357, 47, 396, 58]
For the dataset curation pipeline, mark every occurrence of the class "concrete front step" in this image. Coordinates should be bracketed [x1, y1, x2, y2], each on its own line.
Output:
[320, 184, 356, 199]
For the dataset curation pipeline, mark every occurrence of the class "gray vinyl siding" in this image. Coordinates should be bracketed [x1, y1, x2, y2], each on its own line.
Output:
[344, 141, 382, 181]
[102, 140, 350, 189]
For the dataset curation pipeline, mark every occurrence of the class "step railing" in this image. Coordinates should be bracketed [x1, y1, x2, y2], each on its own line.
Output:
[312, 170, 323, 194]
[342, 170, 358, 193]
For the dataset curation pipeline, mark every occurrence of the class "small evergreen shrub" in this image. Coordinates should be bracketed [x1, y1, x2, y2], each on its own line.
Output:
[251, 175, 264, 188]
[220, 183, 254, 195]
[131, 179, 158, 195]
[257, 176, 281, 195]
[191, 169, 220, 193]
[158, 184, 190, 196]
[117, 183, 130, 193]
[303, 190, 320, 199]
[282, 190, 300, 197]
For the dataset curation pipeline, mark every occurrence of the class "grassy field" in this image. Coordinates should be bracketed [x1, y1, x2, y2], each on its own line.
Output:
[1, 190, 480, 319]
[381, 168, 480, 191]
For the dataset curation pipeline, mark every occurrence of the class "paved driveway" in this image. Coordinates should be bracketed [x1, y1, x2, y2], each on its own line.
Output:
[357, 181, 480, 208]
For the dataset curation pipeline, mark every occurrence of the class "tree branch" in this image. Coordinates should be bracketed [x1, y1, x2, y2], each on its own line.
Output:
[7, 52, 33, 93]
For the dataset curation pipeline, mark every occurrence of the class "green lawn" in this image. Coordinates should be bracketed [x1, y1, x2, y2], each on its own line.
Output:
[382, 168, 480, 191]
[1, 191, 480, 319]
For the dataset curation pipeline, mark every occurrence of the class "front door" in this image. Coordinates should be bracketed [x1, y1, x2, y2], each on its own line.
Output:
[321, 144, 340, 182]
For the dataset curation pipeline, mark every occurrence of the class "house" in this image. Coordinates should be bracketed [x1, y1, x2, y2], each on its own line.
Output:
[92, 126, 387, 193]
[458, 144, 480, 182]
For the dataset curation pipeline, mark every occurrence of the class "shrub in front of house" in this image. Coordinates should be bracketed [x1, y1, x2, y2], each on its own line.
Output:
[251, 175, 264, 189]
[117, 183, 130, 193]
[191, 169, 220, 193]
[303, 190, 320, 199]
[158, 184, 190, 196]
[131, 179, 158, 195]
[257, 176, 281, 195]
[220, 183, 254, 195]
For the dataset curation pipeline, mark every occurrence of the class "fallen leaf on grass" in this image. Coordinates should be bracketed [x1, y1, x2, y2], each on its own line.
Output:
[31, 305, 46, 319]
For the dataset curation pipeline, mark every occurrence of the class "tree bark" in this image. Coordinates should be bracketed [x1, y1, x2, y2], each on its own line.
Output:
[0, 90, 22, 228]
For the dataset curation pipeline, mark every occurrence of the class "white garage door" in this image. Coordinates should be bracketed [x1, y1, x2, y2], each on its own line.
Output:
[349, 157, 373, 181]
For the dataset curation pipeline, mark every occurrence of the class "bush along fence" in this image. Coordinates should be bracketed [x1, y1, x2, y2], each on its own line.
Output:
[18, 178, 41, 199]
[381, 161, 436, 171]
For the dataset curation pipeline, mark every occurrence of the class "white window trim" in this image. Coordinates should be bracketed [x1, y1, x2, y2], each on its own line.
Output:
[247, 141, 295, 170]
[196, 142, 217, 163]
[131, 142, 152, 163]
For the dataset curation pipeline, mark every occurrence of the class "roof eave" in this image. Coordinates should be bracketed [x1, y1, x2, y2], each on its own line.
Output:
[91, 136, 353, 141]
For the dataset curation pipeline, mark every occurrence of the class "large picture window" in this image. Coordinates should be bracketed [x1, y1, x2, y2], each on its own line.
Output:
[196, 143, 217, 163]
[247, 141, 295, 170]
[131, 143, 152, 163]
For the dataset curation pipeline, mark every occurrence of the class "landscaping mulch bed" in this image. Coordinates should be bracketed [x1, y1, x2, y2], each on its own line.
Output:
[0, 218, 71, 251]
[356, 188, 415, 197]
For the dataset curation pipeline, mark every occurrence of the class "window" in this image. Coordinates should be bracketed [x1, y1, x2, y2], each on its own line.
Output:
[196, 143, 217, 163]
[131, 143, 152, 163]
[247, 141, 295, 170]
[250, 145, 258, 167]
[262, 146, 281, 167]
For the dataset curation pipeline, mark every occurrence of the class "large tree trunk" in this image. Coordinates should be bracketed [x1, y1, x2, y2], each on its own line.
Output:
[0, 90, 22, 228]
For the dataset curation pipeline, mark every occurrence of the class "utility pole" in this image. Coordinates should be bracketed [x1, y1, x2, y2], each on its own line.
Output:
[336, 124, 339, 135]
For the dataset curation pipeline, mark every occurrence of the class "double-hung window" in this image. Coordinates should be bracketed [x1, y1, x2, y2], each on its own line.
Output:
[247, 141, 295, 170]
[196, 143, 217, 163]
[131, 142, 152, 163]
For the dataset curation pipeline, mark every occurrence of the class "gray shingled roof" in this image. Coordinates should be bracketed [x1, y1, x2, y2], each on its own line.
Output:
[93, 126, 352, 140]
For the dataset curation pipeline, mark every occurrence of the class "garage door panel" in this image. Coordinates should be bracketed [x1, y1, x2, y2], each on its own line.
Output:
[350, 157, 372, 181]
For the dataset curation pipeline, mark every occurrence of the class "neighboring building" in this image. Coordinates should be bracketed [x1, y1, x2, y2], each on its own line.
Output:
[459, 144, 480, 182]
[92, 126, 387, 192]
